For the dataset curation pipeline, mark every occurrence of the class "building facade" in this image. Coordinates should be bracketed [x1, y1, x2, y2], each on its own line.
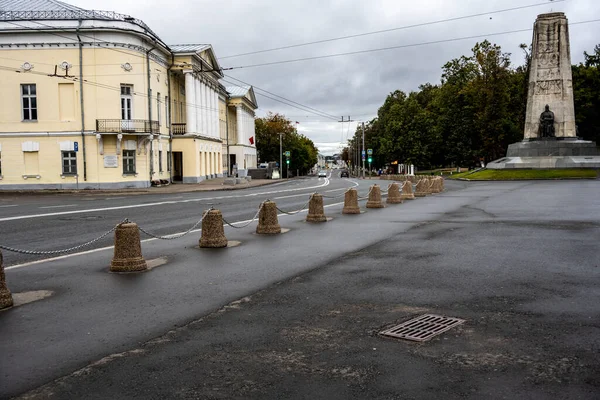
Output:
[0, 0, 257, 189]
[223, 86, 258, 175]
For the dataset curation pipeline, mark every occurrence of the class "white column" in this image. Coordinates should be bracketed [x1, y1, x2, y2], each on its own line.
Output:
[214, 90, 219, 138]
[208, 86, 214, 137]
[236, 105, 243, 145]
[206, 84, 213, 137]
[198, 81, 205, 135]
[184, 72, 196, 134]
[194, 77, 201, 134]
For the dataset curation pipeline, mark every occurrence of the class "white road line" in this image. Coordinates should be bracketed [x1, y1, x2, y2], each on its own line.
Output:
[0, 179, 331, 222]
[39, 204, 78, 209]
[106, 197, 126, 200]
[5, 200, 345, 271]
[0, 205, 18, 208]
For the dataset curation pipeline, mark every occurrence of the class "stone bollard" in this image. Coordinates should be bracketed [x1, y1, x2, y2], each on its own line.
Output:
[256, 201, 282, 234]
[0, 251, 14, 310]
[342, 188, 361, 214]
[366, 184, 385, 208]
[306, 193, 327, 222]
[414, 179, 429, 197]
[200, 209, 228, 248]
[110, 222, 148, 273]
[386, 183, 403, 204]
[401, 181, 415, 200]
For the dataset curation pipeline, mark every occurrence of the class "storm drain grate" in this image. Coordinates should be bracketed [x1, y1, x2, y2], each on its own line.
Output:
[379, 314, 465, 342]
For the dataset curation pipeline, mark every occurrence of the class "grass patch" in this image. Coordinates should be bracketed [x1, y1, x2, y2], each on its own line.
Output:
[448, 168, 597, 180]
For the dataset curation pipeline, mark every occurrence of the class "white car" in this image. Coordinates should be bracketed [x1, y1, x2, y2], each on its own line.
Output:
[318, 170, 327, 178]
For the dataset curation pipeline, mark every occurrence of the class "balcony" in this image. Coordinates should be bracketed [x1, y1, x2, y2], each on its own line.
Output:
[172, 123, 186, 135]
[96, 119, 159, 134]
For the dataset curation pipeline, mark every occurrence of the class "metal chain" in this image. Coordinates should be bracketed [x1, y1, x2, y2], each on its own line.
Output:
[357, 186, 374, 200]
[0, 219, 129, 255]
[222, 203, 264, 229]
[320, 188, 351, 199]
[138, 211, 208, 240]
[276, 199, 312, 215]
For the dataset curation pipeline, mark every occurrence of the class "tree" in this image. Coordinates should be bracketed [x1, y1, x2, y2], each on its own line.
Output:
[254, 113, 318, 175]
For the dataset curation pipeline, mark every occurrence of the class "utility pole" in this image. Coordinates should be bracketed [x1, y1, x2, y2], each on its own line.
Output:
[279, 132, 283, 179]
[338, 116, 356, 176]
[362, 121, 365, 179]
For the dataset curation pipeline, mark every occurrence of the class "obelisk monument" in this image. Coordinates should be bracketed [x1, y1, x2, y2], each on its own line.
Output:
[487, 12, 600, 169]
[524, 12, 576, 139]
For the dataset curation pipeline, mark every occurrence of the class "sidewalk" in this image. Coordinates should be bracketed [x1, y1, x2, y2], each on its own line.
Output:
[0, 177, 290, 196]
[5, 180, 600, 399]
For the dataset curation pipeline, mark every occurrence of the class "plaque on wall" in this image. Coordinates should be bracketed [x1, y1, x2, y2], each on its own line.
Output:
[104, 155, 118, 168]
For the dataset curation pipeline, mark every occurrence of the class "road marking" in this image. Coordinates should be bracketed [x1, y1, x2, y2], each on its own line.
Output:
[0, 205, 18, 208]
[106, 197, 126, 200]
[0, 179, 331, 222]
[39, 204, 78, 209]
[4, 199, 346, 271]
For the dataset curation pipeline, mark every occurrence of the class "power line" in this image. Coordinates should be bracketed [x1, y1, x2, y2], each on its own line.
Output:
[219, 0, 565, 59]
[224, 74, 339, 120]
[224, 19, 600, 70]
[220, 77, 338, 121]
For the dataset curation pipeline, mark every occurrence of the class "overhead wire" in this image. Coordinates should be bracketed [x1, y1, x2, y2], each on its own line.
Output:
[224, 19, 600, 70]
[219, 0, 566, 59]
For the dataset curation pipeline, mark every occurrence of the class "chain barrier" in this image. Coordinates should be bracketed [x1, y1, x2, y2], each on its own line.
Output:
[276, 198, 312, 215]
[320, 190, 349, 199]
[0, 219, 129, 255]
[138, 210, 208, 240]
[357, 186, 374, 200]
[222, 202, 264, 229]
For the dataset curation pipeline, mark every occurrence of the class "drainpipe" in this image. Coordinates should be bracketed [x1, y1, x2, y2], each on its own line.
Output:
[226, 100, 230, 176]
[146, 46, 156, 184]
[76, 20, 87, 182]
[168, 54, 174, 183]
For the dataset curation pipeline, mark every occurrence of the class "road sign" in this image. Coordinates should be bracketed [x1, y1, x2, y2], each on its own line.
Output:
[74, 142, 79, 152]
[362, 156, 366, 161]
[361, 150, 365, 156]
[284, 151, 290, 157]
[367, 148, 373, 155]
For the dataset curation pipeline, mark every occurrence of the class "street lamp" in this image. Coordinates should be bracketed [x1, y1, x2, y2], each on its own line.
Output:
[279, 132, 283, 179]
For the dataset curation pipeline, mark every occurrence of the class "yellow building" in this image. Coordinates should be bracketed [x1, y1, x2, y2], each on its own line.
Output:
[0, 0, 257, 189]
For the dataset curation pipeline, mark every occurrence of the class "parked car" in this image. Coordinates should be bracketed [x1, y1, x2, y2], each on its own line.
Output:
[318, 170, 327, 178]
[340, 169, 349, 178]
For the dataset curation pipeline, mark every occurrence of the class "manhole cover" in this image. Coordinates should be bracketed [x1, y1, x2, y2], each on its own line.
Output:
[380, 314, 465, 342]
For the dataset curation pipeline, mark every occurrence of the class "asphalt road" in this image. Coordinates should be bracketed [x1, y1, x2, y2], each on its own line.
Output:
[3, 179, 599, 399]
[0, 172, 364, 266]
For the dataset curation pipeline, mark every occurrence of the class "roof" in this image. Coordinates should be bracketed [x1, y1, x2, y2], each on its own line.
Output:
[0, 0, 84, 12]
[170, 44, 211, 54]
[0, 0, 162, 44]
[226, 85, 251, 98]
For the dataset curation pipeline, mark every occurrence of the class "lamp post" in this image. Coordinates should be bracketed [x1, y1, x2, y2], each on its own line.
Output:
[279, 132, 283, 179]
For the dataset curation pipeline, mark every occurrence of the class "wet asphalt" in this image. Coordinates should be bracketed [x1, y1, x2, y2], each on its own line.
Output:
[3, 179, 600, 399]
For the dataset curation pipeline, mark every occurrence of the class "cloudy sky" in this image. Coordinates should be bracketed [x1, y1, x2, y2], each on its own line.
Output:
[68, 0, 600, 155]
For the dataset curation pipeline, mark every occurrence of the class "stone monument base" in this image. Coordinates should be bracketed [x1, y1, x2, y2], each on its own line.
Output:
[487, 138, 600, 169]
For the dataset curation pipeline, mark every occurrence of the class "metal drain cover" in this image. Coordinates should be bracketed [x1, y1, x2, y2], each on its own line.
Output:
[380, 314, 465, 342]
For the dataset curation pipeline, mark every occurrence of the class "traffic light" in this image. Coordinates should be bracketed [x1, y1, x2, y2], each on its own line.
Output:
[286, 159, 290, 165]
[368, 157, 372, 163]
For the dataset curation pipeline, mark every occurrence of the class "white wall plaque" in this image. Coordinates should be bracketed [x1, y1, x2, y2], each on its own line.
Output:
[104, 155, 118, 168]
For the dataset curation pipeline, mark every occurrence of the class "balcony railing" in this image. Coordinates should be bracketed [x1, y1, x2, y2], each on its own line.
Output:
[96, 119, 159, 134]
[172, 123, 187, 135]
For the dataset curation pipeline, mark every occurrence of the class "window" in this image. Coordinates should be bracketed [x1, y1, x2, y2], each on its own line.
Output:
[21, 84, 37, 121]
[0, 150, 2, 176]
[157, 92, 161, 126]
[123, 150, 136, 174]
[159, 150, 163, 172]
[61, 151, 77, 175]
[120, 85, 133, 120]
[167, 150, 171, 172]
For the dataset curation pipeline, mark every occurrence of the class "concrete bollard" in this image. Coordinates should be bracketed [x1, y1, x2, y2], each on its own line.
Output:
[200, 209, 229, 248]
[342, 188, 361, 214]
[401, 181, 415, 200]
[366, 184, 385, 208]
[386, 183, 403, 204]
[306, 193, 327, 222]
[256, 201, 282, 234]
[0, 251, 14, 310]
[414, 179, 428, 197]
[110, 222, 148, 273]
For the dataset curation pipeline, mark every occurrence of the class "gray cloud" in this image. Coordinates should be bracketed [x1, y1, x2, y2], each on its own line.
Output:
[70, 0, 600, 154]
